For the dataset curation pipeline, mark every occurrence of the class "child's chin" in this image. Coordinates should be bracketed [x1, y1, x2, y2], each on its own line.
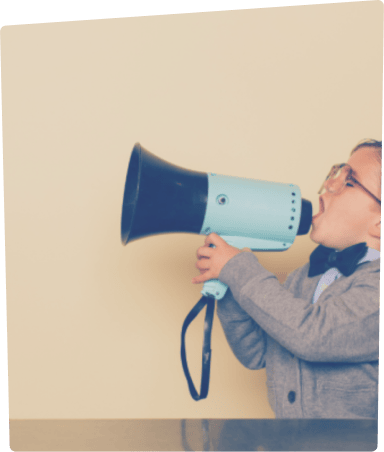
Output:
[309, 229, 321, 245]
[309, 230, 332, 248]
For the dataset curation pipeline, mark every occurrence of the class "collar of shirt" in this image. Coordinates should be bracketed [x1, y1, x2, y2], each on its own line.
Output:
[359, 247, 380, 264]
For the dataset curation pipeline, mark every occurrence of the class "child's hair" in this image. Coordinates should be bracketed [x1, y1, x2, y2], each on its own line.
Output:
[350, 139, 382, 201]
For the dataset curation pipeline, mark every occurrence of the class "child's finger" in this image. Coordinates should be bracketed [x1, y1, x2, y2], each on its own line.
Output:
[196, 246, 214, 259]
[192, 271, 213, 284]
[204, 232, 223, 247]
[196, 259, 210, 270]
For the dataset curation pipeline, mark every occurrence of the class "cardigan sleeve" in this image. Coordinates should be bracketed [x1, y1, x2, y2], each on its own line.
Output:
[216, 288, 268, 370]
[218, 252, 379, 363]
[216, 261, 302, 369]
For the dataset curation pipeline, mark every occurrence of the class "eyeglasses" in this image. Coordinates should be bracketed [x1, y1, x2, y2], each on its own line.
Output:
[319, 163, 381, 205]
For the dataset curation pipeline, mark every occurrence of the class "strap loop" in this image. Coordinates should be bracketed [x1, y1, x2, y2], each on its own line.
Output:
[180, 296, 215, 401]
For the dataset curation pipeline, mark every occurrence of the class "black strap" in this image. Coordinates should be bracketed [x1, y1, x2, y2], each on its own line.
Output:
[181, 295, 215, 401]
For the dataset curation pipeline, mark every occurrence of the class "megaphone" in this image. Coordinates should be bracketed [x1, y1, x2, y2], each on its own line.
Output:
[121, 143, 312, 399]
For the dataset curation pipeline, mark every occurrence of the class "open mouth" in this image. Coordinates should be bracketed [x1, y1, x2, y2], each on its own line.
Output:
[312, 197, 325, 222]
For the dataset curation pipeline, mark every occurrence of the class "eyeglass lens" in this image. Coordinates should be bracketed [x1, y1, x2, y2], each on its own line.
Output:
[321, 165, 349, 194]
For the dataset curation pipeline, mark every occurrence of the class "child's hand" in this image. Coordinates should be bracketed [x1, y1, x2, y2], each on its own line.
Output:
[192, 233, 251, 284]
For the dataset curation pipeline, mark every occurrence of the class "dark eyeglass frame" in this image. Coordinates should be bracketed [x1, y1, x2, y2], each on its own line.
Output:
[319, 163, 381, 205]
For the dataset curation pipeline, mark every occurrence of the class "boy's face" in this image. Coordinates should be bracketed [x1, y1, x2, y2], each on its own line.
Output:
[310, 147, 381, 250]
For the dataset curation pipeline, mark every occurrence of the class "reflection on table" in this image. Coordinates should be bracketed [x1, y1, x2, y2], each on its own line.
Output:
[10, 418, 378, 451]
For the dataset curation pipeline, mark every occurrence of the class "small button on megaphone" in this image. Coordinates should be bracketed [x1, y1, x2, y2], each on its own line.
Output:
[121, 143, 312, 400]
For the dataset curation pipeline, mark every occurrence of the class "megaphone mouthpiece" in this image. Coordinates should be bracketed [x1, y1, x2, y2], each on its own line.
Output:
[297, 198, 312, 235]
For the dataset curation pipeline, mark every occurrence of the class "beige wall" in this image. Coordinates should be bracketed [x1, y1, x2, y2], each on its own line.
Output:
[2, 1, 382, 419]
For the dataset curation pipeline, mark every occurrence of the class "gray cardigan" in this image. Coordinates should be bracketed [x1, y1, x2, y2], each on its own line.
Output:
[217, 252, 380, 419]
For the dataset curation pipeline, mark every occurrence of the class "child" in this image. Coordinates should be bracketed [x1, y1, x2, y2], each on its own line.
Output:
[192, 139, 381, 419]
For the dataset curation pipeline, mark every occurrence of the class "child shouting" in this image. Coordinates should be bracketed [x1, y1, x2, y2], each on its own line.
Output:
[192, 139, 381, 419]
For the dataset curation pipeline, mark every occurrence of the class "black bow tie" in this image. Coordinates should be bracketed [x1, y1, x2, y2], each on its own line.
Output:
[308, 242, 368, 277]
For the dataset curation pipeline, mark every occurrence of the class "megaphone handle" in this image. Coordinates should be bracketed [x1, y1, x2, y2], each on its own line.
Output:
[181, 295, 215, 401]
[201, 279, 228, 300]
[201, 243, 229, 300]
